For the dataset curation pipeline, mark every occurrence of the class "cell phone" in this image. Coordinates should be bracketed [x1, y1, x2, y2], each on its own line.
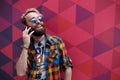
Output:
[27, 26, 34, 34]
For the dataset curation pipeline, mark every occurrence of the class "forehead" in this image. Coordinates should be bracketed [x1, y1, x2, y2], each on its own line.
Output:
[25, 12, 42, 19]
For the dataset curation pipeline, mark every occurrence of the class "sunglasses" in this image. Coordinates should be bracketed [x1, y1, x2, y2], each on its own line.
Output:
[30, 16, 43, 24]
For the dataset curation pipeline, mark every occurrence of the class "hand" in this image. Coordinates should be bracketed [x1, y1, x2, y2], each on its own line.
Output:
[22, 27, 34, 48]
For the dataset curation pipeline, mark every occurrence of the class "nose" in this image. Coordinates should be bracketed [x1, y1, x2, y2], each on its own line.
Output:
[36, 20, 43, 25]
[36, 19, 42, 24]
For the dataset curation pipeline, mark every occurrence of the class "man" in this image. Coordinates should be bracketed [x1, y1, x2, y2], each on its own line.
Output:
[16, 8, 72, 80]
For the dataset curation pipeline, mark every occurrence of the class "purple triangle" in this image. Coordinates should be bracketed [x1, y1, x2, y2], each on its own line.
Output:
[0, 1, 12, 22]
[114, 27, 120, 47]
[14, 19, 24, 31]
[93, 38, 111, 57]
[76, 5, 93, 24]
[0, 34, 11, 49]
[0, 52, 11, 66]
[13, 38, 23, 58]
[37, 6, 57, 22]
[0, 69, 13, 80]
[92, 72, 111, 80]
[12, 7, 22, 23]
[12, 0, 18, 4]
[1, 26, 12, 42]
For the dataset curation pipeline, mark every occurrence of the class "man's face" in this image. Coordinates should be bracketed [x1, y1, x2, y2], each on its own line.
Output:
[25, 12, 46, 37]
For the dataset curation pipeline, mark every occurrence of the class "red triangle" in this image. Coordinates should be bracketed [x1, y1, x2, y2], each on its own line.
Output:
[59, 0, 75, 13]
[77, 59, 109, 78]
[77, 59, 93, 77]
[12, 25, 22, 42]
[112, 67, 120, 77]
[68, 47, 91, 66]
[45, 16, 58, 34]
[111, 72, 120, 80]
[95, 0, 114, 12]
[60, 5, 76, 24]
[13, 0, 42, 13]
[114, 45, 120, 52]
[59, 26, 92, 46]
[94, 50, 113, 70]
[76, 0, 96, 13]
[112, 51, 120, 69]
[0, 17, 11, 32]
[1, 43, 13, 60]
[72, 68, 90, 80]
[78, 16, 94, 35]
[0, 61, 13, 77]
[57, 15, 74, 34]
[92, 60, 109, 77]
[43, 0, 59, 13]
[95, 28, 114, 47]
[94, 5, 115, 35]
[78, 38, 94, 56]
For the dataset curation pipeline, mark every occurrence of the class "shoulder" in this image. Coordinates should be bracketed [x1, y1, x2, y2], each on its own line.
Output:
[46, 34, 63, 44]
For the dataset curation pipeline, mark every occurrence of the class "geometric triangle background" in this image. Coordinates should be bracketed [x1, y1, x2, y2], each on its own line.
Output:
[0, 0, 120, 80]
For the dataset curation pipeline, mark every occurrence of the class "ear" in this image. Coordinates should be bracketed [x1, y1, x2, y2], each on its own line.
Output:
[22, 17, 26, 24]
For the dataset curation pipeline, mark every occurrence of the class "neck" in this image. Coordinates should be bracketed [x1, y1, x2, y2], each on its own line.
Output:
[32, 35, 45, 42]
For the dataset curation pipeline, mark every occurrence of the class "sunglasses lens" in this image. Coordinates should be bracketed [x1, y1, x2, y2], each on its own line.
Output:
[38, 16, 43, 21]
[30, 18, 36, 24]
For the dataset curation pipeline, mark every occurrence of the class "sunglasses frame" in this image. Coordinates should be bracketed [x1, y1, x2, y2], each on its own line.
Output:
[30, 16, 43, 24]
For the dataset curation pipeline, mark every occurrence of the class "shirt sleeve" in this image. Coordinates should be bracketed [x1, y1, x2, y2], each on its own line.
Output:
[58, 39, 73, 71]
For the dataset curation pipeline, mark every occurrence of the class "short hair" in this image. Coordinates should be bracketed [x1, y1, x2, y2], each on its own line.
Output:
[21, 8, 40, 25]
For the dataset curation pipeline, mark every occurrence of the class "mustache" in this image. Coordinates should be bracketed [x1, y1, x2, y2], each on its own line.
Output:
[29, 25, 46, 37]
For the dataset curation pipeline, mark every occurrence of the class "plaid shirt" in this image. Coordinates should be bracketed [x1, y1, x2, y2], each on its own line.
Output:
[27, 35, 72, 80]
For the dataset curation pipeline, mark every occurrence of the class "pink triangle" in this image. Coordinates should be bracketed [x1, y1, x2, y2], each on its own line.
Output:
[1, 43, 13, 60]
[111, 72, 120, 80]
[76, 0, 96, 13]
[59, 0, 75, 13]
[94, 5, 115, 35]
[78, 16, 94, 35]
[60, 5, 76, 24]
[94, 50, 113, 70]
[68, 47, 91, 66]
[78, 38, 94, 57]
[77, 59, 93, 77]
[92, 60, 109, 77]
[72, 68, 90, 80]
[0, 61, 13, 77]
[57, 15, 74, 34]
[112, 51, 120, 69]
[95, 28, 114, 47]
[0, 17, 11, 32]
[13, 0, 42, 13]
[112, 67, 120, 76]
[12, 25, 22, 42]
[114, 45, 120, 52]
[5, 0, 12, 5]
[43, 0, 59, 13]
[95, 0, 114, 12]
[60, 26, 93, 46]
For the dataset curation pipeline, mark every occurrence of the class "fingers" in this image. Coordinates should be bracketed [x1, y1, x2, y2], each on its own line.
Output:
[29, 31, 34, 36]
[24, 26, 31, 33]
[27, 27, 31, 32]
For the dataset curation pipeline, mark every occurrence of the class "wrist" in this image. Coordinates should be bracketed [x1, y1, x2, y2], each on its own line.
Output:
[21, 45, 29, 50]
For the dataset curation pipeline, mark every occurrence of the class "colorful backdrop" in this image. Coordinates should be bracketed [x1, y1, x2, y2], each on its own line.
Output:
[0, 0, 120, 80]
